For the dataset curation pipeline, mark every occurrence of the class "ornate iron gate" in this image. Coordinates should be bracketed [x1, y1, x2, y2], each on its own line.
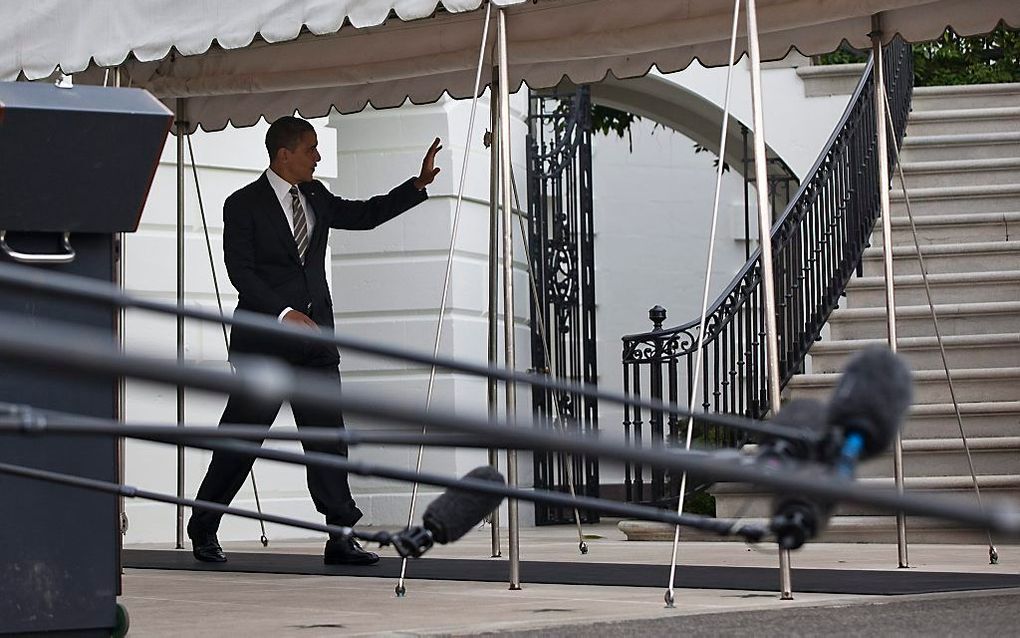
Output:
[526, 87, 600, 525]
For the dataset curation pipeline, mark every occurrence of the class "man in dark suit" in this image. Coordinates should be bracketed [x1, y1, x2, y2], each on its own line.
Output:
[187, 116, 441, 565]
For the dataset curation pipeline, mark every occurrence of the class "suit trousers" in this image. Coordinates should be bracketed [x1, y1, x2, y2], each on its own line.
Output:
[190, 363, 363, 534]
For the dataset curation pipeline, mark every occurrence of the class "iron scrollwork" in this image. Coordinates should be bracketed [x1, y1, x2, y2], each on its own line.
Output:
[527, 86, 600, 525]
[620, 38, 915, 507]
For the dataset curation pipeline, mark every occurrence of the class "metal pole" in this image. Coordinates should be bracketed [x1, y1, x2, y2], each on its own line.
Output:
[113, 66, 128, 540]
[497, 8, 521, 590]
[488, 64, 503, 559]
[175, 98, 186, 550]
[883, 91, 997, 564]
[871, 14, 908, 569]
[745, 0, 791, 600]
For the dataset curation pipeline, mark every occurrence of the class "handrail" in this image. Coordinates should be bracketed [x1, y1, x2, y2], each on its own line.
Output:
[619, 38, 914, 505]
[622, 51, 877, 349]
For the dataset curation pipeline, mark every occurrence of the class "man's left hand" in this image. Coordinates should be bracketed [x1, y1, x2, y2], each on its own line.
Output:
[414, 138, 442, 190]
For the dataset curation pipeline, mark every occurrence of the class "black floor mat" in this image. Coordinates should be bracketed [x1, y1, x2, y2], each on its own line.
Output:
[122, 549, 1020, 595]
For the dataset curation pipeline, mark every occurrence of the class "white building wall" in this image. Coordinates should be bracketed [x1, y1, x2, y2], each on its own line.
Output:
[590, 118, 751, 479]
[122, 119, 342, 544]
[591, 57, 854, 486]
[120, 55, 854, 543]
[327, 92, 534, 530]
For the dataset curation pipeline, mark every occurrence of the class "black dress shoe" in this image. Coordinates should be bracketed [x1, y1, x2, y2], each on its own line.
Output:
[324, 537, 379, 566]
[187, 521, 227, 563]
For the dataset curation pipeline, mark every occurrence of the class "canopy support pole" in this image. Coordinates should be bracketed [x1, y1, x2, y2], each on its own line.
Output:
[112, 65, 129, 542]
[497, 7, 521, 591]
[871, 13, 909, 569]
[394, 2, 493, 596]
[745, 0, 791, 600]
[488, 64, 503, 560]
[174, 98, 187, 550]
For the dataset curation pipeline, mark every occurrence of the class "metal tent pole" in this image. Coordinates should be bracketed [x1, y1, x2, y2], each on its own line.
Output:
[497, 8, 521, 590]
[744, 0, 791, 600]
[871, 14, 908, 569]
[488, 65, 503, 559]
[174, 98, 187, 550]
[883, 91, 997, 565]
[113, 65, 129, 544]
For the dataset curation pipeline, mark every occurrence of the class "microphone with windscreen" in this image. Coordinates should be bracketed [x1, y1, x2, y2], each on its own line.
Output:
[391, 465, 506, 558]
[756, 398, 831, 468]
[771, 346, 913, 550]
[423, 465, 506, 543]
[826, 345, 913, 478]
[766, 399, 835, 551]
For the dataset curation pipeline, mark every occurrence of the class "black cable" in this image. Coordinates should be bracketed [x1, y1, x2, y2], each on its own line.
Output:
[0, 316, 1017, 536]
[0, 260, 812, 446]
[0, 461, 400, 548]
[0, 407, 765, 540]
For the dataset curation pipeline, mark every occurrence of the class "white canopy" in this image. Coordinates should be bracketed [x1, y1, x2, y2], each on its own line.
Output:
[3, 0, 1017, 132]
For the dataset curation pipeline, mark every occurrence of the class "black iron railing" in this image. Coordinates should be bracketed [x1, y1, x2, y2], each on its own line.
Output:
[741, 129, 799, 261]
[620, 38, 914, 506]
[526, 87, 601, 525]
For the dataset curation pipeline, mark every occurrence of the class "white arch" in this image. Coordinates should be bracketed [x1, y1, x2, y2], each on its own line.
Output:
[588, 72, 791, 181]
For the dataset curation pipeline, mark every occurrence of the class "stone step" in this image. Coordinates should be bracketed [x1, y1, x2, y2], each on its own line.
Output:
[712, 474, 1020, 518]
[858, 436, 1020, 478]
[900, 131, 1020, 162]
[861, 240, 1020, 276]
[828, 301, 1020, 339]
[619, 516, 1012, 544]
[903, 401, 1020, 439]
[811, 516, 1008, 544]
[889, 184, 1020, 216]
[896, 157, 1020, 189]
[872, 212, 1020, 246]
[796, 63, 866, 97]
[809, 333, 1020, 372]
[905, 106, 1020, 137]
[846, 270, 1020, 307]
[787, 366, 1020, 404]
[911, 82, 1020, 111]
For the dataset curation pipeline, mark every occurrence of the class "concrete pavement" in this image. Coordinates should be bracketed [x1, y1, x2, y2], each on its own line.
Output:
[118, 520, 1019, 635]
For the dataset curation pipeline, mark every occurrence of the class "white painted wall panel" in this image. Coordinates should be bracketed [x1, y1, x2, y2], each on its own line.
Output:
[119, 58, 849, 543]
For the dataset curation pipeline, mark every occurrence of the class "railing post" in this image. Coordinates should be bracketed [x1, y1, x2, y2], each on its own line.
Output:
[649, 305, 666, 332]
[648, 305, 666, 501]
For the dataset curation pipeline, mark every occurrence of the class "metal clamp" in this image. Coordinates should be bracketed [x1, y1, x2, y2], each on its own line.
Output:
[0, 231, 76, 264]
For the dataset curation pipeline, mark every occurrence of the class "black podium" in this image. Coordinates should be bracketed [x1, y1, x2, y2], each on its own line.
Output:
[0, 81, 172, 636]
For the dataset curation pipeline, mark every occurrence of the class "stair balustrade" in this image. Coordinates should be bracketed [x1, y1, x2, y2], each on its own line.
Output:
[620, 38, 914, 507]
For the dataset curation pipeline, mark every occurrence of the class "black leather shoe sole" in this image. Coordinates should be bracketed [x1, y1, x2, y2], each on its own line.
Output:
[192, 547, 228, 563]
[323, 552, 379, 566]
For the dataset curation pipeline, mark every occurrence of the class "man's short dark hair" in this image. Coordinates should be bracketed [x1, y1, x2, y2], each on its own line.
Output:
[266, 116, 314, 161]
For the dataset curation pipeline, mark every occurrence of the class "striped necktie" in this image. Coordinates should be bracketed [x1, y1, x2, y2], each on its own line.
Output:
[289, 186, 309, 263]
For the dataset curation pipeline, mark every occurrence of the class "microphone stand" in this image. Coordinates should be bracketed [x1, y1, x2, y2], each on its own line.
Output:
[0, 460, 430, 555]
[0, 320, 1017, 539]
[0, 405, 768, 542]
[0, 260, 816, 448]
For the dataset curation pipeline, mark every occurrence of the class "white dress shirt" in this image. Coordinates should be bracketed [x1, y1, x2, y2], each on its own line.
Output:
[265, 168, 317, 322]
[265, 167, 316, 236]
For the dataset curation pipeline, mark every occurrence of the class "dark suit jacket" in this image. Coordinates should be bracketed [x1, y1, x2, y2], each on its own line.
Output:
[223, 173, 428, 366]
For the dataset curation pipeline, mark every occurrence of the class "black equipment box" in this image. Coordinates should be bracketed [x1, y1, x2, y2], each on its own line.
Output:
[0, 81, 172, 636]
